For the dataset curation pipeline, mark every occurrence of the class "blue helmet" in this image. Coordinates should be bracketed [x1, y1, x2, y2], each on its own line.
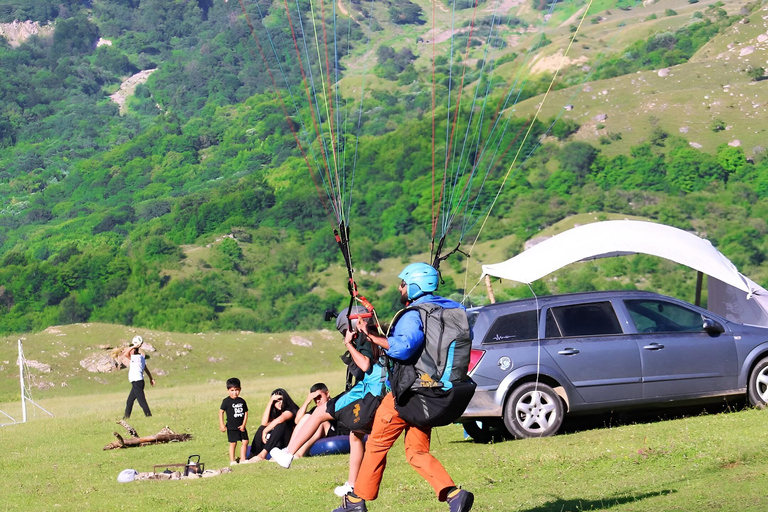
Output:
[399, 263, 439, 300]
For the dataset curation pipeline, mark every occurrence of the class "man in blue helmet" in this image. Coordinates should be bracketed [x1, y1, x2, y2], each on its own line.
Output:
[332, 263, 474, 512]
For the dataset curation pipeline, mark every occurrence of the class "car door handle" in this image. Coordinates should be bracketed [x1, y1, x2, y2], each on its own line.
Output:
[643, 343, 665, 350]
[558, 348, 579, 355]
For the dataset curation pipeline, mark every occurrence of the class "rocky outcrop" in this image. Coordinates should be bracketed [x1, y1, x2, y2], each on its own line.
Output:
[0, 20, 54, 47]
[109, 69, 158, 115]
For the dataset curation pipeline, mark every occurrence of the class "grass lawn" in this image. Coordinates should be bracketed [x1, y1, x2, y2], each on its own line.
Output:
[2, 323, 768, 511]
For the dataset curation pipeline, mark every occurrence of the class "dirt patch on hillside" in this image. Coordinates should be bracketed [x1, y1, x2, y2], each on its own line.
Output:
[110, 69, 158, 115]
[0, 20, 54, 47]
[487, 0, 525, 13]
[421, 0, 525, 43]
[529, 48, 588, 74]
[422, 26, 471, 44]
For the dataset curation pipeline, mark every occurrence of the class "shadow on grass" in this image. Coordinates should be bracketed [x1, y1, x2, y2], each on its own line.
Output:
[459, 397, 751, 444]
[560, 397, 749, 436]
[525, 489, 676, 512]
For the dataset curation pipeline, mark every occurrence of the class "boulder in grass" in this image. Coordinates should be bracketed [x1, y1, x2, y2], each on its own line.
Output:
[740, 46, 755, 57]
[290, 336, 313, 347]
[25, 359, 51, 373]
[80, 353, 118, 373]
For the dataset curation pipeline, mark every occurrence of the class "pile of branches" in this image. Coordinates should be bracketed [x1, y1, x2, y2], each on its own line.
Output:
[103, 420, 192, 450]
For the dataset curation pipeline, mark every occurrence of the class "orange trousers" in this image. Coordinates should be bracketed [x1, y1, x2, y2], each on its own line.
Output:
[353, 392, 455, 502]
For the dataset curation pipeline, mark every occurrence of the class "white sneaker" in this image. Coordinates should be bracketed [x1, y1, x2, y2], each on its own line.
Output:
[229, 461, 238, 466]
[269, 447, 293, 469]
[334, 482, 353, 497]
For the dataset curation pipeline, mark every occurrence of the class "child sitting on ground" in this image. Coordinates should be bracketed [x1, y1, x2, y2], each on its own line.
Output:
[219, 377, 249, 465]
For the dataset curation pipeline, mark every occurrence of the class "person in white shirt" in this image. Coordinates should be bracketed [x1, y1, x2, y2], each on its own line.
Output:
[122, 336, 155, 419]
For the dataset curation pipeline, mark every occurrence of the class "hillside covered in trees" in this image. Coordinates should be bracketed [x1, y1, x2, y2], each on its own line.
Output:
[0, 0, 767, 335]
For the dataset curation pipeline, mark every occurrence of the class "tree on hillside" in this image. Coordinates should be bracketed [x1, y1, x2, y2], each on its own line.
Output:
[375, 45, 417, 80]
[716, 145, 746, 179]
[52, 15, 100, 57]
[666, 146, 720, 192]
[550, 117, 580, 140]
[747, 66, 766, 81]
[389, 0, 424, 25]
[558, 142, 598, 183]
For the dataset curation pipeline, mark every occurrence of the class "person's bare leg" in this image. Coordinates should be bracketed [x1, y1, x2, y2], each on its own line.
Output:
[240, 440, 248, 462]
[347, 431, 365, 486]
[229, 442, 237, 463]
[289, 414, 311, 445]
[284, 402, 332, 455]
[294, 421, 327, 457]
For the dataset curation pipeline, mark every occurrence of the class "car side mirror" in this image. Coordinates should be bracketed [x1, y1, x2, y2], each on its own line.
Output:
[703, 318, 724, 335]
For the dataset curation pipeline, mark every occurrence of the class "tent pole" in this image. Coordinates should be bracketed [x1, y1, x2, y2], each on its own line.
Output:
[485, 275, 496, 304]
[695, 271, 703, 307]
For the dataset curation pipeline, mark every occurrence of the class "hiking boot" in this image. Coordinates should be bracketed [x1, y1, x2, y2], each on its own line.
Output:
[334, 482, 353, 497]
[331, 494, 367, 512]
[269, 447, 293, 469]
[447, 488, 474, 512]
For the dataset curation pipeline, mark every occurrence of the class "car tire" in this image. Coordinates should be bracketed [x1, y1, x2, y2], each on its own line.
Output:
[748, 356, 768, 406]
[503, 382, 564, 439]
[462, 419, 506, 444]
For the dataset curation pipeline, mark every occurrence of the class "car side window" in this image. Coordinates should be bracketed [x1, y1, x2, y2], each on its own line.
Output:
[625, 299, 704, 333]
[544, 301, 622, 338]
[483, 310, 538, 344]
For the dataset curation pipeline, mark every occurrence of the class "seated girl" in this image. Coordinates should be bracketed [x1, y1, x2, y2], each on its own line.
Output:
[245, 388, 299, 462]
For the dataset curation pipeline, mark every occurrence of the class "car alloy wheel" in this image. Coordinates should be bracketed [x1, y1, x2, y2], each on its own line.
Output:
[748, 356, 768, 406]
[504, 381, 564, 439]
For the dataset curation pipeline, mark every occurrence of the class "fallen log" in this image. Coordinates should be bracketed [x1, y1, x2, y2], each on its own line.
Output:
[103, 421, 193, 450]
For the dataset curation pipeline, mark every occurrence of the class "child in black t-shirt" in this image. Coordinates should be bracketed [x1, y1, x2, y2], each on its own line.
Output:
[219, 377, 249, 465]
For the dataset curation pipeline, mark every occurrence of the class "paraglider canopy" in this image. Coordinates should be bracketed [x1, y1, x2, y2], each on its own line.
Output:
[482, 220, 768, 327]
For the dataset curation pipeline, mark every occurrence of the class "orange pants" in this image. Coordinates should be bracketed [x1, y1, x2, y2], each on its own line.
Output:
[353, 392, 455, 502]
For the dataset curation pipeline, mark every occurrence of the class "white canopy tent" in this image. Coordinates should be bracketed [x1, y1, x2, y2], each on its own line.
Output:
[481, 220, 768, 326]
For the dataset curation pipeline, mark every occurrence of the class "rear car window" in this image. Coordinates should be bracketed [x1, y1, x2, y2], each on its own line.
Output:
[545, 301, 622, 338]
[624, 299, 704, 333]
[483, 310, 538, 344]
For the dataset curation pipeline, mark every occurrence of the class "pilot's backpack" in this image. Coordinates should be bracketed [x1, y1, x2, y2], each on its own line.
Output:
[389, 302, 476, 428]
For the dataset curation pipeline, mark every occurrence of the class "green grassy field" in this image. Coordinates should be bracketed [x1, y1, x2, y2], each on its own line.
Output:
[3, 323, 768, 511]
